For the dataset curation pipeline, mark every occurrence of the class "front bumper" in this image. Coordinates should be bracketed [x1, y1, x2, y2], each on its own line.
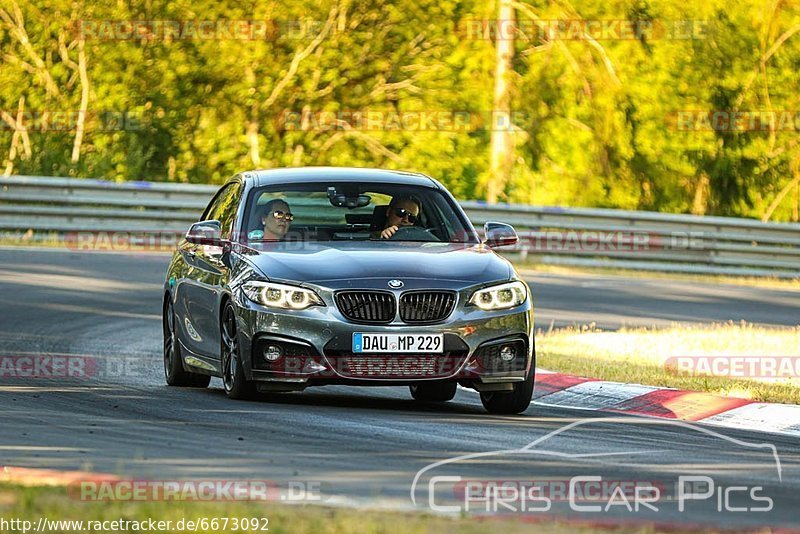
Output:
[234, 288, 534, 387]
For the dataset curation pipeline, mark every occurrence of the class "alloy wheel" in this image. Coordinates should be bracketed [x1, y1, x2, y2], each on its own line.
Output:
[221, 305, 239, 393]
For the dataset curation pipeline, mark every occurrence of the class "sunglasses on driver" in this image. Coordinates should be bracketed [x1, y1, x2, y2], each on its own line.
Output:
[392, 208, 419, 224]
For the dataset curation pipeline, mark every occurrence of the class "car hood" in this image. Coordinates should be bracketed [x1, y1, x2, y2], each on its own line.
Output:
[241, 241, 512, 287]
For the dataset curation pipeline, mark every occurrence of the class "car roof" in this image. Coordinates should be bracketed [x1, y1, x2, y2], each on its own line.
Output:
[246, 167, 439, 188]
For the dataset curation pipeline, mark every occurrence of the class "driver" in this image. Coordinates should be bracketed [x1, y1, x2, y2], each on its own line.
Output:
[248, 199, 294, 241]
[379, 196, 421, 239]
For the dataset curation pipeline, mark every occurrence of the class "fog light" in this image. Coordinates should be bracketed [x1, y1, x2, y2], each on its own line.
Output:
[264, 345, 283, 361]
[499, 345, 516, 362]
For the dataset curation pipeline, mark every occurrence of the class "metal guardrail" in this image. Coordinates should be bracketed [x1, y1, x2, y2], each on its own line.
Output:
[2, 175, 799, 278]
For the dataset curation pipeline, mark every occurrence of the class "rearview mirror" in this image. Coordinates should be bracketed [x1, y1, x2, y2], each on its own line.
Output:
[186, 220, 226, 246]
[327, 187, 371, 208]
[484, 222, 518, 248]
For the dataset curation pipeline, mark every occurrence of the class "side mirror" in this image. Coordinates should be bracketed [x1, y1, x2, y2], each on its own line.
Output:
[186, 220, 225, 246]
[484, 222, 518, 248]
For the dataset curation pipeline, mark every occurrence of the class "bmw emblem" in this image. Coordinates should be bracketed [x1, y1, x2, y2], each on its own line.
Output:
[388, 279, 404, 289]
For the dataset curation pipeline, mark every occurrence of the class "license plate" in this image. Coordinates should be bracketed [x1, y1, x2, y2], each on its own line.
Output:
[352, 333, 444, 354]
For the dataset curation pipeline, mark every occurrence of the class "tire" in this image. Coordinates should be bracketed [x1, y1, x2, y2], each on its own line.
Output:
[221, 301, 255, 400]
[480, 364, 535, 415]
[163, 298, 211, 388]
[409, 381, 457, 402]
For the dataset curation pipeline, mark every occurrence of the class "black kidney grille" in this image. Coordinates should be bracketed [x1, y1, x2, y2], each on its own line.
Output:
[335, 291, 396, 323]
[399, 291, 456, 323]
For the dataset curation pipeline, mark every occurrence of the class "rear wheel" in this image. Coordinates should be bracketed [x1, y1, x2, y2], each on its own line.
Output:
[163, 298, 210, 388]
[221, 301, 255, 400]
[480, 364, 534, 415]
[409, 381, 457, 402]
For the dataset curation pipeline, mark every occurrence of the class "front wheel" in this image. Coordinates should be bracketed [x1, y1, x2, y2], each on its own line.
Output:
[409, 381, 457, 402]
[221, 302, 255, 400]
[163, 298, 210, 388]
[480, 364, 534, 414]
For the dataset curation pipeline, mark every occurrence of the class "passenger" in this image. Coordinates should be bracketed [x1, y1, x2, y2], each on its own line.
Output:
[379, 196, 421, 239]
[249, 199, 293, 241]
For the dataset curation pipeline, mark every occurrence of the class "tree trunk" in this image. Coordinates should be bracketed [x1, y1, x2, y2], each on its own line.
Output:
[487, 0, 515, 204]
[691, 174, 709, 216]
[2, 97, 29, 176]
[246, 118, 261, 167]
[71, 39, 89, 164]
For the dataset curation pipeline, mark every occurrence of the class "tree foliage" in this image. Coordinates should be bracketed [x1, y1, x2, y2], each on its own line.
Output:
[1, 0, 799, 220]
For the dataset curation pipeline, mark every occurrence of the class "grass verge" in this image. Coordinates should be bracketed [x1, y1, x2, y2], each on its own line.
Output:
[0, 483, 657, 534]
[537, 323, 800, 404]
[514, 262, 800, 291]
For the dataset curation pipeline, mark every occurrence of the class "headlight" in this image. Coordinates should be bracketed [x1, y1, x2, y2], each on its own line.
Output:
[242, 281, 324, 310]
[468, 281, 527, 310]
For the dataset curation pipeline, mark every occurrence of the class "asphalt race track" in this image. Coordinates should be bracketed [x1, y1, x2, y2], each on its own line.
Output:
[0, 248, 798, 529]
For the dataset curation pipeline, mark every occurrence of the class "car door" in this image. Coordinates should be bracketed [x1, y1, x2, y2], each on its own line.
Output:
[176, 182, 242, 359]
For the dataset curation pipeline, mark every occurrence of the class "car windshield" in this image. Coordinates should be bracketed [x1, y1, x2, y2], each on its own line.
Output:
[242, 182, 479, 244]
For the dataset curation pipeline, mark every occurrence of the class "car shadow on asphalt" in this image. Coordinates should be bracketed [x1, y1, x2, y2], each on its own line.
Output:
[190, 384, 493, 416]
